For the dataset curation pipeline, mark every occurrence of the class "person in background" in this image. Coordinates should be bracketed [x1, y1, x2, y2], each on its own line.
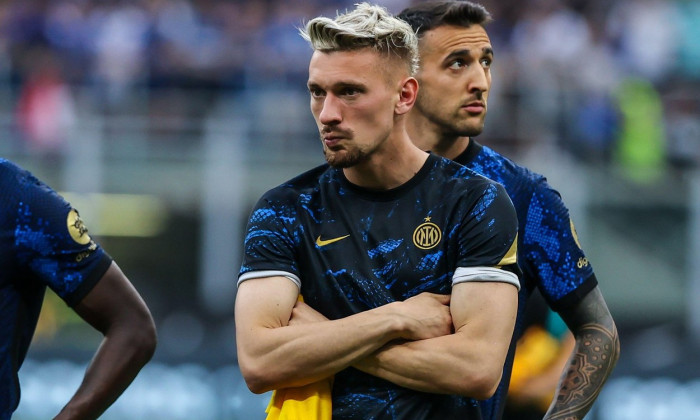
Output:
[397, 1, 620, 419]
[0, 158, 157, 420]
[235, 3, 521, 419]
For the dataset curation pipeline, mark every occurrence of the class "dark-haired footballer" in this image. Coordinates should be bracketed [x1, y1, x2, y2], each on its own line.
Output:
[398, 2, 620, 419]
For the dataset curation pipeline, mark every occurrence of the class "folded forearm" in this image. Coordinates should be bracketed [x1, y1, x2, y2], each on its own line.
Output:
[353, 282, 517, 399]
[354, 335, 501, 399]
[239, 311, 405, 393]
[236, 283, 455, 393]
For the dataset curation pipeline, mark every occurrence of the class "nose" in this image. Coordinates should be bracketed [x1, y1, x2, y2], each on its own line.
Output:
[318, 94, 342, 126]
[467, 65, 489, 96]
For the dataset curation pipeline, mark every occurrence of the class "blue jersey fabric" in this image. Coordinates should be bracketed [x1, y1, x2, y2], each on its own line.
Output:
[240, 153, 521, 420]
[455, 142, 597, 420]
[0, 159, 112, 419]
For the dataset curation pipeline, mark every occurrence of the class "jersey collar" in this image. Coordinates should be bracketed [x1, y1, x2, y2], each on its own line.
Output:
[454, 139, 483, 166]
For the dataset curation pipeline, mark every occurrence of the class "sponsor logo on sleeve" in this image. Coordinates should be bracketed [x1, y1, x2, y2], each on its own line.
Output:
[67, 209, 92, 245]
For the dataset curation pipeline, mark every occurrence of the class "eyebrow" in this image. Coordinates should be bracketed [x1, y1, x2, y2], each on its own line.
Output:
[307, 81, 365, 91]
[444, 47, 494, 62]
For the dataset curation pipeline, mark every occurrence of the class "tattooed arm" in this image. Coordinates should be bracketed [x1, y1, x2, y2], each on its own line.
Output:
[544, 287, 620, 420]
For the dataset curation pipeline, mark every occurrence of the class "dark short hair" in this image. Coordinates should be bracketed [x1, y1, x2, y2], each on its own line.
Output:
[397, 1, 492, 37]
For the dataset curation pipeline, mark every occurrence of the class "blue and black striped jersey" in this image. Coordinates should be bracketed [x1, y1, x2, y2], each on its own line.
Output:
[239, 153, 520, 420]
[0, 159, 111, 419]
[455, 141, 597, 420]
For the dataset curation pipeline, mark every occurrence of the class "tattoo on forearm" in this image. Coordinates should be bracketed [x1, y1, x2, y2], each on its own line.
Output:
[546, 288, 620, 420]
[546, 324, 619, 419]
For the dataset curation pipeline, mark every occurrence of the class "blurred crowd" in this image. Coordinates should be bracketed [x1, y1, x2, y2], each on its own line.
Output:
[3, 0, 700, 168]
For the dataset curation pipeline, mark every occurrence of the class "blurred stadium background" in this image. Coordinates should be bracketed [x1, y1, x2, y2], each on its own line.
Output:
[2, 0, 698, 418]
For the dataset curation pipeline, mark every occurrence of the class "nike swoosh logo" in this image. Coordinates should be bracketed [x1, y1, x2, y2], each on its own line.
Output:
[316, 234, 350, 247]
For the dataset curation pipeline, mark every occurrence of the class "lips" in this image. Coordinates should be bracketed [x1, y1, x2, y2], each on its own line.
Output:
[462, 102, 485, 114]
[321, 132, 344, 148]
[321, 129, 348, 148]
[324, 137, 342, 148]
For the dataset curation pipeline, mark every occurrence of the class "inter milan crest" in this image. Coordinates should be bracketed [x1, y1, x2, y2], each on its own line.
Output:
[412, 216, 442, 250]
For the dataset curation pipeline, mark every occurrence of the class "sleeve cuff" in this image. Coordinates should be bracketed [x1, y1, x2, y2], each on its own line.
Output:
[452, 266, 521, 290]
[238, 270, 301, 289]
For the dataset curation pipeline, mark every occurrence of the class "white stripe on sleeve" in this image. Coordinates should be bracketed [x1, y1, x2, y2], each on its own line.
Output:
[452, 266, 520, 290]
[237, 270, 301, 289]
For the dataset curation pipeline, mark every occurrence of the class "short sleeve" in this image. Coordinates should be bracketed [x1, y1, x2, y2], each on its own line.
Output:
[521, 182, 597, 310]
[238, 194, 300, 288]
[13, 173, 111, 306]
[453, 182, 521, 289]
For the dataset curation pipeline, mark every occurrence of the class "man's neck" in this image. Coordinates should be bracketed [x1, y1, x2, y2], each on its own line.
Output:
[406, 114, 470, 161]
[428, 135, 470, 161]
[343, 133, 429, 191]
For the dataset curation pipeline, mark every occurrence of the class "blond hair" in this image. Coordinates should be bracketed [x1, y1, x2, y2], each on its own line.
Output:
[300, 2, 419, 75]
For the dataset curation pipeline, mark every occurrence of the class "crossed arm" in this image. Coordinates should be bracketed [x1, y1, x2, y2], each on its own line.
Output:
[54, 262, 157, 420]
[352, 280, 517, 399]
[234, 275, 454, 393]
[544, 286, 620, 420]
[236, 275, 518, 399]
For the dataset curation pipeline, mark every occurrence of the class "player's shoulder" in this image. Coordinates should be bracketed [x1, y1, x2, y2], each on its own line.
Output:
[0, 159, 53, 199]
[429, 154, 514, 213]
[0, 158, 26, 185]
[259, 163, 331, 202]
[433, 153, 508, 193]
[432, 153, 491, 182]
[479, 145, 547, 187]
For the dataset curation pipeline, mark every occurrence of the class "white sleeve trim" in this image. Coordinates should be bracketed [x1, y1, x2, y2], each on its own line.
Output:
[237, 270, 301, 289]
[452, 266, 520, 290]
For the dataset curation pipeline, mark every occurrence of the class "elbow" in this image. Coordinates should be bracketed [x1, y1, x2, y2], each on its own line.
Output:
[238, 358, 276, 394]
[469, 370, 502, 400]
[117, 309, 157, 365]
[610, 321, 621, 367]
[244, 378, 271, 395]
[130, 316, 158, 365]
[241, 369, 270, 395]
[479, 380, 501, 401]
[454, 367, 502, 400]
[141, 320, 158, 362]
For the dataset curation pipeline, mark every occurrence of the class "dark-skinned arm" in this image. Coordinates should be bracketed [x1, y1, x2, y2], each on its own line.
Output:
[53, 261, 157, 420]
[544, 286, 620, 420]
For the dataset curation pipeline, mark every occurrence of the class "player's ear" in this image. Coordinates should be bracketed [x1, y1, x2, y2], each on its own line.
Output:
[396, 76, 418, 115]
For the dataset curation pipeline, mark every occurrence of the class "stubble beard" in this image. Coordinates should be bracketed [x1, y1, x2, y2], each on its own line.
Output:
[324, 147, 368, 168]
[429, 110, 486, 141]
[443, 100, 487, 138]
[455, 117, 485, 138]
[416, 89, 487, 140]
[416, 103, 483, 144]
